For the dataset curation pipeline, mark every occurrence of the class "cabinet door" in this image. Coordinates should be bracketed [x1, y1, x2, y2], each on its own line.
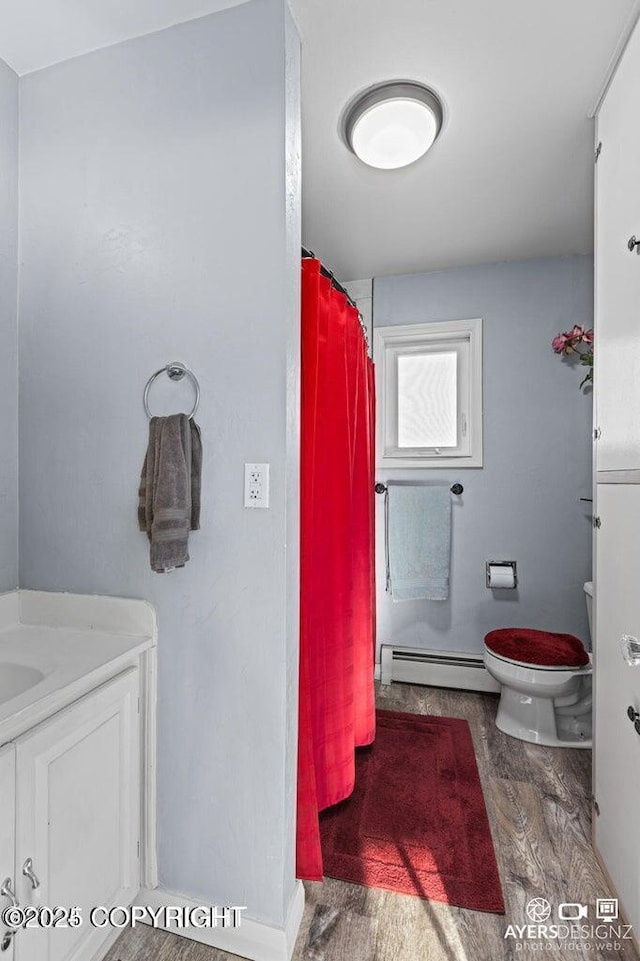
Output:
[594, 484, 640, 928]
[14, 669, 139, 961]
[595, 20, 640, 473]
[0, 744, 16, 959]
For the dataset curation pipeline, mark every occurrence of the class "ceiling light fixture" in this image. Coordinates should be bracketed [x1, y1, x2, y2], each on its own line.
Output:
[343, 81, 443, 170]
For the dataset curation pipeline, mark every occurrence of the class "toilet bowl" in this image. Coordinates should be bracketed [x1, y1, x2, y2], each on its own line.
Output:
[483, 583, 593, 749]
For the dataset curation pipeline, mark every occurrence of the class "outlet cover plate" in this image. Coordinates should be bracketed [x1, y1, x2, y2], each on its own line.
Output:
[244, 463, 269, 509]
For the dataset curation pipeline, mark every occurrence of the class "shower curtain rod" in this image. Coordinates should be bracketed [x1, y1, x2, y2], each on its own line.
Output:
[301, 246, 363, 320]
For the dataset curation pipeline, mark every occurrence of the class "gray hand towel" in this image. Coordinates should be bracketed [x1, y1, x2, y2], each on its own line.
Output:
[190, 420, 202, 531]
[138, 414, 202, 573]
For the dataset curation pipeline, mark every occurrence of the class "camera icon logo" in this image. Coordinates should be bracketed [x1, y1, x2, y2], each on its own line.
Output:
[558, 903, 588, 921]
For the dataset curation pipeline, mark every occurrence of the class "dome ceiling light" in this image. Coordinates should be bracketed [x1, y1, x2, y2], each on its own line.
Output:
[342, 81, 443, 170]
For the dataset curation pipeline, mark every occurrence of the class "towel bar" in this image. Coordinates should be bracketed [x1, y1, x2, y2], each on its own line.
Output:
[375, 482, 463, 496]
[143, 362, 200, 420]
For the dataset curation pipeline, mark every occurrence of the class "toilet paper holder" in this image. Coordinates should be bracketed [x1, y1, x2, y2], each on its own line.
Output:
[486, 560, 518, 589]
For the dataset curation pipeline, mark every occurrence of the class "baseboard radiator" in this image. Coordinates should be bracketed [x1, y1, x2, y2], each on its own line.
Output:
[379, 644, 501, 693]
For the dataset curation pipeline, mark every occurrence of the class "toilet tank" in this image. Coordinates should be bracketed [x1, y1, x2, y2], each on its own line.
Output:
[584, 581, 593, 640]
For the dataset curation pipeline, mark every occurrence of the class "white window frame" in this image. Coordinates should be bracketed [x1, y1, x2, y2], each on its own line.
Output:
[374, 318, 483, 469]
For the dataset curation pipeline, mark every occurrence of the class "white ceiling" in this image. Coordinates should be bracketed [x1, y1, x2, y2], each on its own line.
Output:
[0, 0, 249, 75]
[295, 0, 636, 279]
[0, 0, 634, 279]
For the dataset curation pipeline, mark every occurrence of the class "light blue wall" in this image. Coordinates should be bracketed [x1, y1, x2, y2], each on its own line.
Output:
[18, 0, 300, 928]
[374, 256, 593, 656]
[0, 58, 18, 592]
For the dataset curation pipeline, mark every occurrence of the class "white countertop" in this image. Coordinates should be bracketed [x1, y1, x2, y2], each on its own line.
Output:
[0, 590, 156, 743]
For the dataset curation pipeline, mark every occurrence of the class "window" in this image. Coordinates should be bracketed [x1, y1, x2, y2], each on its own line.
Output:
[374, 318, 483, 468]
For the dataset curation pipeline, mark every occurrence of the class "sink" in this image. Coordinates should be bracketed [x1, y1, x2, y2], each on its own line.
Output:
[0, 663, 45, 704]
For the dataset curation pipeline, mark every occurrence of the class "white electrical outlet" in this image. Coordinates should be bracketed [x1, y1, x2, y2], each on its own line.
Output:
[244, 463, 270, 509]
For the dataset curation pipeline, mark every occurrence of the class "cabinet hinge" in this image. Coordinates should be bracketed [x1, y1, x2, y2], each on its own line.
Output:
[137, 841, 140, 857]
[590, 794, 600, 816]
[595, 141, 602, 163]
[593, 426, 601, 440]
[137, 697, 140, 714]
[592, 515, 601, 529]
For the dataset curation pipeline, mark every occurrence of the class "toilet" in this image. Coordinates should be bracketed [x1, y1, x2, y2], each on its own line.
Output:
[483, 582, 593, 749]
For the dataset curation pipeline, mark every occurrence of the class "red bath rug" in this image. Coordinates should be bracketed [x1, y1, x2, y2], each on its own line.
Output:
[320, 709, 505, 913]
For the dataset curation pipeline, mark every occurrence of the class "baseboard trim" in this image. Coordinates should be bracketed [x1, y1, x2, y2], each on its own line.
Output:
[94, 923, 122, 961]
[379, 644, 501, 693]
[133, 882, 305, 961]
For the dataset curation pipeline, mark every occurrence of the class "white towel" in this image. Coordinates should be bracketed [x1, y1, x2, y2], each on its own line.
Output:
[386, 484, 451, 601]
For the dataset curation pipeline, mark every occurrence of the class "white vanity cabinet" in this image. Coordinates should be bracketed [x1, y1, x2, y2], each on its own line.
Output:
[595, 11, 640, 475]
[593, 486, 640, 933]
[0, 670, 142, 961]
[0, 590, 156, 961]
[0, 746, 16, 959]
[593, 8, 640, 940]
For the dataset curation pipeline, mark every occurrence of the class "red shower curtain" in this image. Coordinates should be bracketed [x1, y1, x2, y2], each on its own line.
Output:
[296, 258, 376, 881]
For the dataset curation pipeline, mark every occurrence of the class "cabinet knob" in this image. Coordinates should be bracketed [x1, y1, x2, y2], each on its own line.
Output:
[627, 705, 639, 723]
[628, 235, 640, 252]
[22, 858, 40, 891]
[0, 879, 17, 909]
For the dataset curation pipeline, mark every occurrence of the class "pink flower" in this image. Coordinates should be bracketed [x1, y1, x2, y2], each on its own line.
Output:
[553, 324, 594, 391]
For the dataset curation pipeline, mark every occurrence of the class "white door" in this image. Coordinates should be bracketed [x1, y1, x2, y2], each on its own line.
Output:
[594, 484, 640, 928]
[595, 19, 640, 474]
[0, 744, 16, 959]
[14, 669, 140, 961]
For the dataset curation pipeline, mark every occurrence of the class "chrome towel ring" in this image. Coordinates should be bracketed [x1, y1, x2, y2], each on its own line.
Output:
[143, 362, 200, 420]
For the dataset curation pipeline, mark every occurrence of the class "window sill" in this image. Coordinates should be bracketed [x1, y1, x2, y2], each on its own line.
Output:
[377, 454, 483, 470]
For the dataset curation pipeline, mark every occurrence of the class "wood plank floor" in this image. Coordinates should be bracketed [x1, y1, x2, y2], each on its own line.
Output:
[107, 682, 637, 961]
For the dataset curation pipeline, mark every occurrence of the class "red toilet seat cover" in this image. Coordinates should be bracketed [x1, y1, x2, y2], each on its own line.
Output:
[484, 628, 589, 668]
